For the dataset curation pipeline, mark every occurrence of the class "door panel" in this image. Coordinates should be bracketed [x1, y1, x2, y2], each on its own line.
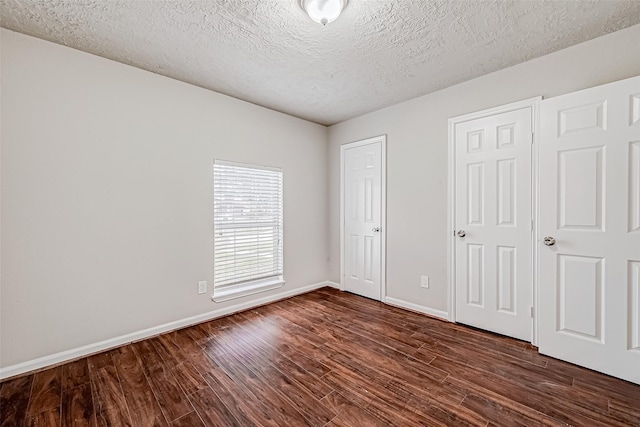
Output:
[539, 75, 640, 385]
[497, 159, 516, 226]
[467, 163, 485, 225]
[558, 146, 604, 230]
[467, 244, 484, 306]
[557, 254, 603, 341]
[343, 140, 382, 300]
[454, 107, 533, 341]
[631, 141, 640, 232]
[631, 260, 640, 351]
[497, 245, 516, 313]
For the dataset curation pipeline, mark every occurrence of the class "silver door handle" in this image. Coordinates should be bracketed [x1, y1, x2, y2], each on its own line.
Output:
[372, 227, 381, 232]
[543, 236, 556, 246]
[456, 230, 466, 238]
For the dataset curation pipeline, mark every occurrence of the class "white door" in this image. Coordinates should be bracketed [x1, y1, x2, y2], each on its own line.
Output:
[342, 137, 384, 301]
[539, 75, 640, 385]
[454, 106, 533, 342]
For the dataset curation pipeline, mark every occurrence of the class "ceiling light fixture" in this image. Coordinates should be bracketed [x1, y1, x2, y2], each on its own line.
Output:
[300, 0, 348, 26]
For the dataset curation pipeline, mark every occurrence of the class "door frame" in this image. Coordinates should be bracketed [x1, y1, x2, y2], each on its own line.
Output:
[447, 97, 541, 344]
[340, 135, 387, 301]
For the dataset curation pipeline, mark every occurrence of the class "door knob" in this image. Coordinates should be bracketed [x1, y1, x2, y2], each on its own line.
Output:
[372, 227, 381, 232]
[456, 230, 466, 238]
[543, 236, 556, 246]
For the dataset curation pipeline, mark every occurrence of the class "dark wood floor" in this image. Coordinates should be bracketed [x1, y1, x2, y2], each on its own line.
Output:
[1, 287, 639, 426]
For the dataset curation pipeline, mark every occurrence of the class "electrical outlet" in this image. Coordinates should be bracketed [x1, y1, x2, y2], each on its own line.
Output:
[198, 281, 207, 294]
[420, 276, 429, 289]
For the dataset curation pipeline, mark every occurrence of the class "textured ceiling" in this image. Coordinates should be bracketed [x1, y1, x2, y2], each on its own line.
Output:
[2, 1, 640, 125]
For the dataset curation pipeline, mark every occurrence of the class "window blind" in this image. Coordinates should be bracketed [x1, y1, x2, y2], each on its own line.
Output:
[213, 161, 283, 290]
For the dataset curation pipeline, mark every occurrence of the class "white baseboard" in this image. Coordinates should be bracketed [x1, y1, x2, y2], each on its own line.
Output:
[384, 296, 449, 321]
[0, 281, 333, 381]
[325, 281, 342, 290]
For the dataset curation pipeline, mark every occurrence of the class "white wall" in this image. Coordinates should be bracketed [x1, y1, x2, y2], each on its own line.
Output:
[328, 24, 640, 315]
[0, 29, 329, 371]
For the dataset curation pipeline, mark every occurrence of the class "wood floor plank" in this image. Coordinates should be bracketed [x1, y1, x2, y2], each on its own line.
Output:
[212, 330, 336, 427]
[204, 368, 276, 427]
[295, 295, 427, 350]
[168, 330, 203, 357]
[327, 346, 467, 410]
[131, 339, 165, 369]
[26, 367, 62, 417]
[205, 341, 314, 427]
[320, 391, 389, 427]
[62, 383, 97, 427]
[312, 290, 421, 329]
[323, 358, 489, 427]
[3, 287, 640, 427]
[26, 407, 60, 427]
[413, 328, 557, 378]
[133, 336, 195, 418]
[445, 373, 580, 427]
[274, 298, 339, 324]
[502, 370, 613, 422]
[319, 346, 447, 425]
[149, 335, 191, 366]
[87, 352, 115, 374]
[188, 386, 241, 426]
[318, 289, 532, 357]
[546, 357, 640, 404]
[169, 411, 204, 427]
[220, 323, 334, 400]
[112, 345, 167, 427]
[304, 296, 424, 349]
[321, 369, 442, 427]
[142, 361, 194, 423]
[432, 356, 627, 427]
[169, 361, 209, 395]
[460, 393, 555, 427]
[0, 375, 33, 427]
[182, 346, 221, 378]
[574, 375, 640, 409]
[607, 400, 640, 426]
[412, 331, 577, 392]
[91, 366, 132, 426]
[323, 417, 357, 427]
[231, 310, 338, 374]
[62, 359, 91, 391]
[180, 324, 211, 345]
[320, 321, 448, 383]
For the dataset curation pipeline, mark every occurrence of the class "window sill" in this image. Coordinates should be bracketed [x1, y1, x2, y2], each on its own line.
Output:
[211, 279, 285, 303]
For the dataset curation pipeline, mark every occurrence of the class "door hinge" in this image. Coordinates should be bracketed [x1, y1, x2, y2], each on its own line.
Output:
[530, 306, 535, 318]
[530, 132, 534, 144]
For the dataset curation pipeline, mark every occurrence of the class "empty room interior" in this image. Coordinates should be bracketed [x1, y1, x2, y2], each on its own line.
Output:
[2, 1, 640, 426]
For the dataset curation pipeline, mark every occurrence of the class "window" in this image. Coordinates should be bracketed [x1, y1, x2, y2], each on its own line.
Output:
[213, 160, 284, 301]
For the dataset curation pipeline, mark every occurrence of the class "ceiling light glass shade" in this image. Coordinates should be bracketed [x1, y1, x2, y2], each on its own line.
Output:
[300, 0, 348, 26]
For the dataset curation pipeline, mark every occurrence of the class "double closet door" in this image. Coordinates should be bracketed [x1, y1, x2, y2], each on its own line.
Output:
[453, 75, 640, 385]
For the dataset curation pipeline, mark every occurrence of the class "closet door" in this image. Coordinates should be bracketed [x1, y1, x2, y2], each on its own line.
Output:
[538, 75, 640, 385]
[342, 136, 385, 301]
[454, 106, 534, 342]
